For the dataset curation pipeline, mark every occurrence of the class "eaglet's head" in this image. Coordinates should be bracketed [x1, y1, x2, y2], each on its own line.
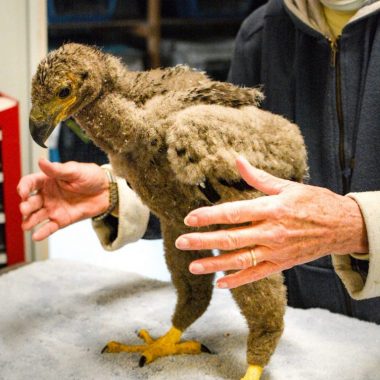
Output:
[30, 43, 108, 147]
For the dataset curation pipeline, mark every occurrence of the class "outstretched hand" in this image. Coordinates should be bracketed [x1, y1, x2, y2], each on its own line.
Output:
[176, 157, 368, 289]
[18, 158, 110, 241]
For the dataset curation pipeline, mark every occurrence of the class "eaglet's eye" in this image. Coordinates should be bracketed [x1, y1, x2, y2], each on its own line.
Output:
[58, 87, 71, 99]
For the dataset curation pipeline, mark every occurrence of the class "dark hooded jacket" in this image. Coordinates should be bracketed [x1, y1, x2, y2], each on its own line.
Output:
[227, 0, 380, 323]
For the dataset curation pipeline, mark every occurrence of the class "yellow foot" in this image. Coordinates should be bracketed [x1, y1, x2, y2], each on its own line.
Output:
[101, 326, 212, 367]
[241, 365, 263, 380]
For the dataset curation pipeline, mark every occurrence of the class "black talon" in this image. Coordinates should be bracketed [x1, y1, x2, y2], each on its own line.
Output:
[201, 344, 212, 354]
[139, 355, 147, 367]
[101, 345, 108, 354]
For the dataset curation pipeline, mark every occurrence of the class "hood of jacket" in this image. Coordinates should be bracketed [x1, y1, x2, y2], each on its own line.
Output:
[283, 0, 380, 39]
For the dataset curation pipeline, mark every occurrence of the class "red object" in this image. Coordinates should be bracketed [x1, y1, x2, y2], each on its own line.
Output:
[0, 93, 25, 265]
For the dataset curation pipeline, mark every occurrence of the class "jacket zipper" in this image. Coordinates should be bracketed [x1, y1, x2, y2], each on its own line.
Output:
[330, 38, 351, 195]
[330, 38, 353, 317]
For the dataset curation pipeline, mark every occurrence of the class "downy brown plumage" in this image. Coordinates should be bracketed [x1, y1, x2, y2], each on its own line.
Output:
[30, 43, 308, 379]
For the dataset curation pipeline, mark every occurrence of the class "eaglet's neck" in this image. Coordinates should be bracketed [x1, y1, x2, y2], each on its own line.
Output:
[74, 99, 148, 155]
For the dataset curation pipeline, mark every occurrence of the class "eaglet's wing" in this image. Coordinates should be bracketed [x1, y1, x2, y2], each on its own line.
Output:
[165, 103, 307, 204]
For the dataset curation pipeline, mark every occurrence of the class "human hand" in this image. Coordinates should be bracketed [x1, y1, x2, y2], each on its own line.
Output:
[18, 158, 110, 241]
[175, 157, 368, 289]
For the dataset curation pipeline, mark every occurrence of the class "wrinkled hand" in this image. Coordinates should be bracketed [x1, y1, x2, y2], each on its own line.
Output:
[176, 157, 368, 289]
[18, 158, 110, 241]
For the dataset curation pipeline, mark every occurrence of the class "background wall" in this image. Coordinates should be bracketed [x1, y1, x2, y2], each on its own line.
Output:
[0, 0, 48, 261]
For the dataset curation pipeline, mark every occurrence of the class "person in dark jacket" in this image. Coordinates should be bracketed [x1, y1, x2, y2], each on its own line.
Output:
[176, 0, 380, 323]
[18, 0, 380, 325]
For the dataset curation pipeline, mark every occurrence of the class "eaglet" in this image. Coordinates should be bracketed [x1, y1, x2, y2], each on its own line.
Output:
[30, 43, 308, 380]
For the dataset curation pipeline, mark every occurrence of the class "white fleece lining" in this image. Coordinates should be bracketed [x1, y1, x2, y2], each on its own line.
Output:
[284, 0, 333, 37]
[351, 0, 380, 22]
[92, 165, 150, 251]
[332, 191, 380, 300]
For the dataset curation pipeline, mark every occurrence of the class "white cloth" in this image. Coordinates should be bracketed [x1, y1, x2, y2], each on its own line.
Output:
[320, 0, 367, 11]
[1, 259, 380, 380]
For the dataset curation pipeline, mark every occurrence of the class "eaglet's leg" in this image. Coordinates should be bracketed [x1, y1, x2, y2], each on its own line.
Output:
[229, 271, 286, 380]
[102, 222, 215, 367]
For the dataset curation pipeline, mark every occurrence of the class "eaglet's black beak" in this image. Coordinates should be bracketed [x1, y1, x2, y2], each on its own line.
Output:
[29, 110, 57, 149]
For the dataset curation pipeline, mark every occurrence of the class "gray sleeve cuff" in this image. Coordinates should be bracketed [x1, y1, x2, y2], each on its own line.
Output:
[332, 191, 380, 300]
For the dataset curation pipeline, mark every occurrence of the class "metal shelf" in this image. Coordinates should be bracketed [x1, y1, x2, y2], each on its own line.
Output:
[48, 0, 243, 68]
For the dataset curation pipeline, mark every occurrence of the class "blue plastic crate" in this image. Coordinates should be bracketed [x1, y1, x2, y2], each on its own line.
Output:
[48, 0, 118, 23]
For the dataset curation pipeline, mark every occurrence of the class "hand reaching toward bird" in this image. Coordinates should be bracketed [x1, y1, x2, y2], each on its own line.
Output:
[176, 157, 369, 289]
[18, 158, 110, 241]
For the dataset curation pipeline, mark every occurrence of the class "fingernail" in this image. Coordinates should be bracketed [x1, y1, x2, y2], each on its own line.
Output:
[184, 215, 198, 226]
[190, 263, 204, 274]
[176, 237, 189, 249]
[216, 282, 228, 289]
